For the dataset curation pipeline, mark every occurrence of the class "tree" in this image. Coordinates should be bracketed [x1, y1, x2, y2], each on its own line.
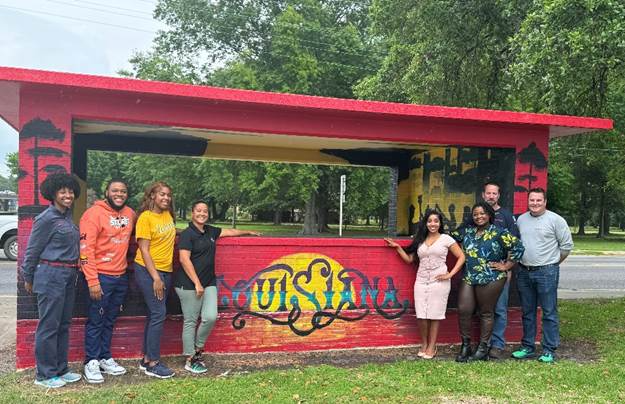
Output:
[246, 162, 318, 225]
[3, 152, 18, 192]
[356, 0, 531, 108]
[196, 159, 257, 227]
[508, 0, 625, 237]
[129, 0, 380, 234]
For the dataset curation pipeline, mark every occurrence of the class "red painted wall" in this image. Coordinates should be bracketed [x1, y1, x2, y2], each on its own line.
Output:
[16, 238, 534, 368]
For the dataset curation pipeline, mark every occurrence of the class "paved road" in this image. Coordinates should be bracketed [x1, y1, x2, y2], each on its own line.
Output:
[0, 259, 16, 350]
[559, 255, 625, 299]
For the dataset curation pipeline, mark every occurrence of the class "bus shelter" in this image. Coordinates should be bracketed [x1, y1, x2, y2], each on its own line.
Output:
[0, 67, 612, 368]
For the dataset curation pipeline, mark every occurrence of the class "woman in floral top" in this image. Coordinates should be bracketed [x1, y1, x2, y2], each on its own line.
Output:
[452, 202, 524, 362]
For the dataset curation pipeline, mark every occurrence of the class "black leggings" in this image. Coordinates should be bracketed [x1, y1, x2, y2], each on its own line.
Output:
[458, 278, 506, 344]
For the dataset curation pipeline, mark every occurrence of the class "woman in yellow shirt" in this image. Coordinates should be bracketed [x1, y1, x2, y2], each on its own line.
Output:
[134, 181, 177, 378]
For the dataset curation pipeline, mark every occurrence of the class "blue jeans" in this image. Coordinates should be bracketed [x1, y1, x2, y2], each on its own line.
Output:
[84, 273, 129, 362]
[516, 264, 560, 354]
[490, 278, 510, 349]
[134, 263, 172, 361]
[33, 264, 77, 380]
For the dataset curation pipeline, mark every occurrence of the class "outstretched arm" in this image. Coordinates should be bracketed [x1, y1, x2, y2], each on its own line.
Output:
[384, 238, 415, 264]
[220, 229, 261, 238]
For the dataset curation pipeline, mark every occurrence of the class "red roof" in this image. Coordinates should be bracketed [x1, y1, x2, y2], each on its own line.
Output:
[0, 66, 613, 136]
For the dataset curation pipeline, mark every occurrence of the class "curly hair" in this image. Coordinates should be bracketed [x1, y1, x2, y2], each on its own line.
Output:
[471, 201, 495, 225]
[404, 208, 445, 254]
[40, 172, 81, 202]
[138, 181, 175, 220]
[105, 177, 129, 193]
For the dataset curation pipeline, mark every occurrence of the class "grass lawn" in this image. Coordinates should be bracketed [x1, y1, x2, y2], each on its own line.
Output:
[571, 234, 625, 254]
[2, 298, 625, 403]
[176, 221, 387, 237]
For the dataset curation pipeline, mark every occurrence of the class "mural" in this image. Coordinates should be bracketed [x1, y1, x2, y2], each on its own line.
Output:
[18, 118, 69, 217]
[515, 141, 547, 193]
[218, 253, 408, 336]
[399, 145, 516, 234]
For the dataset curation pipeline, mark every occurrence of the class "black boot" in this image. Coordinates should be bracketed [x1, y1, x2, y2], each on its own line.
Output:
[469, 342, 489, 361]
[455, 338, 472, 362]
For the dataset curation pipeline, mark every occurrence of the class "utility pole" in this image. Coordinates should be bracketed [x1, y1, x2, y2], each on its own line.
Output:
[339, 174, 346, 237]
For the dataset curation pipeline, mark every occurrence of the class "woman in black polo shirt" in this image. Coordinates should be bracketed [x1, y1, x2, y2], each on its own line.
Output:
[175, 200, 260, 373]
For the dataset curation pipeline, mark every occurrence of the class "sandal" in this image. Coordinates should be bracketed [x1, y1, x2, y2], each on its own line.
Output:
[422, 347, 437, 360]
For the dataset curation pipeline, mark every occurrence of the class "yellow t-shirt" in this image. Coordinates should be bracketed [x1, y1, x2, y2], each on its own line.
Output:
[134, 210, 176, 272]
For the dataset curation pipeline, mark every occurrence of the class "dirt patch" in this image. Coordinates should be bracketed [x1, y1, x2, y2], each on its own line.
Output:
[7, 340, 600, 384]
[0, 343, 15, 375]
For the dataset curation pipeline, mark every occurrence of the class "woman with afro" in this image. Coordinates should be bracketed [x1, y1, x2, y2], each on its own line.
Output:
[22, 172, 83, 388]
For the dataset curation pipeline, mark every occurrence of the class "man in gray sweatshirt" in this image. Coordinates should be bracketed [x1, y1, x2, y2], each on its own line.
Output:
[511, 188, 573, 363]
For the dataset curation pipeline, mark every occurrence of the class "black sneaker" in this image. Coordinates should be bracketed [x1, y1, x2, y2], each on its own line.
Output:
[139, 358, 148, 371]
[145, 362, 175, 379]
[192, 351, 207, 368]
[489, 347, 506, 360]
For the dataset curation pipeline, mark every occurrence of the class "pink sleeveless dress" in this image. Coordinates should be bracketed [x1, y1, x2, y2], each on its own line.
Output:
[414, 234, 456, 320]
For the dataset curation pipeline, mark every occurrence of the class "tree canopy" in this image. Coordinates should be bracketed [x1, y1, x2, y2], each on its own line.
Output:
[96, 0, 625, 235]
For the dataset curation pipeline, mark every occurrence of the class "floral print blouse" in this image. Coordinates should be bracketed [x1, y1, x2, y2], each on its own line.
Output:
[452, 224, 524, 285]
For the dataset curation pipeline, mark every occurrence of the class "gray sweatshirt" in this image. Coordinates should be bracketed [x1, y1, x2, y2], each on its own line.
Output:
[517, 210, 573, 266]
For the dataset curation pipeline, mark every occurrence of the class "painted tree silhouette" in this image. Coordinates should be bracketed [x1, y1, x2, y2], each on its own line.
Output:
[19, 119, 66, 205]
[42, 164, 68, 174]
[517, 142, 547, 191]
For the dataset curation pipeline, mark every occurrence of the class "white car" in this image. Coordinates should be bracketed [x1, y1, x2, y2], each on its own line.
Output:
[0, 214, 17, 261]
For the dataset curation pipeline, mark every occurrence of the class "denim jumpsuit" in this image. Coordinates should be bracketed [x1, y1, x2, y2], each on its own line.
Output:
[22, 205, 80, 381]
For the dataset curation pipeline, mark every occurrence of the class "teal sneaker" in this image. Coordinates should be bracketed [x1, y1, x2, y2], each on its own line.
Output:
[511, 347, 536, 360]
[34, 376, 66, 389]
[185, 357, 208, 374]
[538, 352, 556, 364]
[60, 372, 82, 383]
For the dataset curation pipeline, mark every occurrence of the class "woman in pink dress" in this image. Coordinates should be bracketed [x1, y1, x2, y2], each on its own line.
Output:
[385, 209, 465, 359]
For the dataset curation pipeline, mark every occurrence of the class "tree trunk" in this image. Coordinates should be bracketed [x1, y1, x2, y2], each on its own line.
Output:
[577, 191, 587, 235]
[231, 204, 237, 229]
[596, 190, 606, 238]
[301, 191, 318, 235]
[316, 205, 329, 233]
[215, 203, 228, 221]
[273, 209, 282, 225]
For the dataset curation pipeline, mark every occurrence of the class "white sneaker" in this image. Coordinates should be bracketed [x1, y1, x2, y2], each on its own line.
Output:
[84, 359, 104, 384]
[100, 358, 127, 376]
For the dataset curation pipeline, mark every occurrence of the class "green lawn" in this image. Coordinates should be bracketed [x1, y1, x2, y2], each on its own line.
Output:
[571, 234, 625, 254]
[3, 298, 625, 403]
[177, 221, 387, 237]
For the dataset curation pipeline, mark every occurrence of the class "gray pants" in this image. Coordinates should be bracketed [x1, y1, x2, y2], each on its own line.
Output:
[33, 264, 77, 380]
[175, 286, 218, 356]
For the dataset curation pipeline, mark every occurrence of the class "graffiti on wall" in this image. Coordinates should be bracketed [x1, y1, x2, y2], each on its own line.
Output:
[515, 141, 547, 193]
[406, 146, 516, 232]
[217, 253, 409, 336]
[18, 118, 69, 217]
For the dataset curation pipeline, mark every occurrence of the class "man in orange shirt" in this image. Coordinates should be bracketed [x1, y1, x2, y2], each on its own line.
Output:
[80, 179, 135, 383]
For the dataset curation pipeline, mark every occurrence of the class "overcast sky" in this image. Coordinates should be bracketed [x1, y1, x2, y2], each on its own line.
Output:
[0, 0, 167, 176]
